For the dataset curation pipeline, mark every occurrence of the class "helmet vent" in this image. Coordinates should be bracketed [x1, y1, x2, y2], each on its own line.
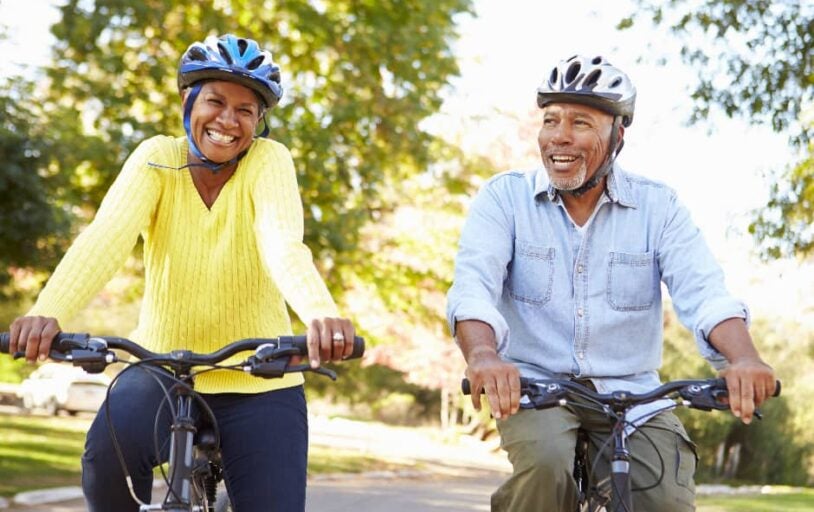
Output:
[189, 46, 208, 62]
[565, 62, 581, 84]
[237, 38, 248, 56]
[610, 77, 623, 88]
[591, 56, 603, 65]
[247, 55, 264, 70]
[217, 43, 233, 65]
[549, 68, 559, 87]
[584, 69, 601, 88]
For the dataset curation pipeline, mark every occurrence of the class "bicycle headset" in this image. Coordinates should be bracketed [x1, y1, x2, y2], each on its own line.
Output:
[536, 54, 637, 196]
[174, 34, 284, 173]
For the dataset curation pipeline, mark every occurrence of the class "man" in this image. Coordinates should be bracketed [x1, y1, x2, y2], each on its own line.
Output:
[446, 54, 776, 511]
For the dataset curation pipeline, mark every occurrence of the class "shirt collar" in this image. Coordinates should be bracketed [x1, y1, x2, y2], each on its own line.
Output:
[533, 165, 638, 208]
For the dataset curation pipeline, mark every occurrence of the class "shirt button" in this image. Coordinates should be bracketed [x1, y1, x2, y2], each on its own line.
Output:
[577, 307, 584, 317]
[577, 351, 585, 359]
[577, 265, 584, 273]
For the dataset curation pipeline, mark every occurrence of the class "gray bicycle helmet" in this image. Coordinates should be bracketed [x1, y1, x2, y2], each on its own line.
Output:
[536, 55, 636, 127]
[536, 55, 636, 196]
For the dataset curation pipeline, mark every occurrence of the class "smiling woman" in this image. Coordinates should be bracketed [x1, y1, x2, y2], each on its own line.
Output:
[6, 33, 359, 512]
[184, 81, 266, 208]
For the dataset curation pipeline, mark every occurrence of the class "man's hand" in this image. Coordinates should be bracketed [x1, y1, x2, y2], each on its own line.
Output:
[456, 319, 520, 419]
[8, 316, 61, 363]
[708, 317, 777, 425]
[720, 357, 776, 425]
[465, 347, 521, 420]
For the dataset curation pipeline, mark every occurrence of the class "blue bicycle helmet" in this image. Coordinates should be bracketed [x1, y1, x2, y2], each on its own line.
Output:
[174, 34, 283, 172]
[178, 34, 283, 109]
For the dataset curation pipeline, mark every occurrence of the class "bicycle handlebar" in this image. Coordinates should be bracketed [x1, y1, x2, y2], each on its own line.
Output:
[462, 376, 781, 414]
[1, 331, 365, 379]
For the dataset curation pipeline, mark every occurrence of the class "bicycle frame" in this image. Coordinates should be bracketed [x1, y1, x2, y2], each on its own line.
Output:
[163, 384, 200, 511]
[462, 376, 780, 512]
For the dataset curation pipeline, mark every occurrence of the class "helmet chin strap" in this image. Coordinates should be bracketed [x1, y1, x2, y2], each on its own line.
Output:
[559, 116, 623, 197]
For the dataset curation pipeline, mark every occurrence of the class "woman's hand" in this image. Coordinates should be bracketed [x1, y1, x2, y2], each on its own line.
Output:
[8, 316, 61, 363]
[303, 317, 356, 368]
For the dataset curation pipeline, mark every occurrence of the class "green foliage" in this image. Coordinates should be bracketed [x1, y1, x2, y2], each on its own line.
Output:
[748, 143, 814, 259]
[306, 361, 440, 423]
[661, 308, 814, 485]
[40, 0, 474, 298]
[0, 78, 72, 296]
[620, 1, 812, 144]
[620, 1, 814, 260]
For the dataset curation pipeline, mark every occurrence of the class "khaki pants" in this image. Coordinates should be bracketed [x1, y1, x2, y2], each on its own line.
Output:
[492, 404, 697, 512]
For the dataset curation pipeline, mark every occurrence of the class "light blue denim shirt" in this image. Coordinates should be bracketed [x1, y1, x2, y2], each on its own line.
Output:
[447, 166, 749, 414]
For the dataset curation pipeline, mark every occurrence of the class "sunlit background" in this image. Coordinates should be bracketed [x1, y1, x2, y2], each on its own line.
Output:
[2, 0, 809, 320]
[1, 0, 812, 504]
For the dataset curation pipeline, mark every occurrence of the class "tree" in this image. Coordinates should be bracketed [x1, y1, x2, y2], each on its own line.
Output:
[619, 0, 814, 259]
[0, 77, 73, 296]
[1, 0, 481, 397]
[44, 0, 474, 290]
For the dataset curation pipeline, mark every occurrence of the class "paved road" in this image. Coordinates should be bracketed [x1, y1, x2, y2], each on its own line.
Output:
[3, 471, 503, 511]
[307, 471, 498, 511]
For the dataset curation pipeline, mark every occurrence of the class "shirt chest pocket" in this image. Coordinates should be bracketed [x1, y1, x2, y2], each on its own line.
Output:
[606, 251, 657, 311]
[508, 241, 555, 307]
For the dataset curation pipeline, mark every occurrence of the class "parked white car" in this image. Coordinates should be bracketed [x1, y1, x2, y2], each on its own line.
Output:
[17, 363, 111, 415]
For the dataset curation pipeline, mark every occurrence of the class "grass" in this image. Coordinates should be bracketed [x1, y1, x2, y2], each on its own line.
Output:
[0, 412, 420, 497]
[0, 414, 89, 496]
[697, 487, 814, 512]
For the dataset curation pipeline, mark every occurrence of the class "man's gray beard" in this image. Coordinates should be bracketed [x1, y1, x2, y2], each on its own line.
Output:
[547, 162, 588, 191]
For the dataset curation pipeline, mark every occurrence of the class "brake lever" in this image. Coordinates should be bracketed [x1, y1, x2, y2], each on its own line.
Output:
[247, 357, 289, 379]
[295, 364, 337, 380]
[679, 382, 730, 412]
[520, 382, 567, 410]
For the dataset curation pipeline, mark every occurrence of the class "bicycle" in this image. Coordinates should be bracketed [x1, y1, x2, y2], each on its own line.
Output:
[1, 331, 364, 512]
[463, 376, 781, 512]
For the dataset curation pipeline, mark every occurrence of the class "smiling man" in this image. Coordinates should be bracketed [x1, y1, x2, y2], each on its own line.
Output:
[446, 55, 776, 511]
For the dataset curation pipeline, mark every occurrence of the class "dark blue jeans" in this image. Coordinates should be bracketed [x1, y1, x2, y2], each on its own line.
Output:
[81, 366, 308, 511]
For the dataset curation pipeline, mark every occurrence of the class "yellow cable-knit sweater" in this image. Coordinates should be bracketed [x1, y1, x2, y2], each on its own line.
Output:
[28, 135, 339, 393]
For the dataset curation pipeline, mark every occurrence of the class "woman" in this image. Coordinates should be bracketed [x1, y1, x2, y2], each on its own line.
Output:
[7, 34, 355, 511]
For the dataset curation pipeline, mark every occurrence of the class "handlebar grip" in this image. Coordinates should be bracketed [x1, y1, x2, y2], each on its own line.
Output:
[462, 376, 531, 395]
[0, 332, 9, 353]
[714, 377, 783, 397]
[281, 335, 366, 360]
